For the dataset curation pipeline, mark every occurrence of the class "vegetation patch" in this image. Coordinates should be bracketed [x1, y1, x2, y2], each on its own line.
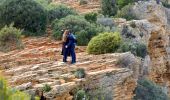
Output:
[118, 41, 147, 58]
[87, 32, 122, 54]
[52, 15, 104, 45]
[79, 0, 88, 5]
[115, 4, 137, 21]
[0, 76, 38, 100]
[42, 84, 52, 92]
[0, 24, 23, 52]
[47, 4, 77, 23]
[101, 0, 118, 16]
[0, 0, 47, 36]
[74, 68, 86, 78]
[134, 78, 169, 100]
[84, 12, 97, 23]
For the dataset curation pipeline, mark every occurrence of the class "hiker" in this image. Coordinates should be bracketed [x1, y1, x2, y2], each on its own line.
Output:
[62, 30, 70, 62]
[64, 30, 77, 64]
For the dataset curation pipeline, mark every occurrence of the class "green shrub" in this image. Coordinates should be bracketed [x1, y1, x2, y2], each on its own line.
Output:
[101, 0, 118, 16]
[87, 32, 122, 54]
[79, 0, 88, 5]
[52, 15, 104, 45]
[0, 76, 31, 100]
[134, 78, 169, 100]
[117, 0, 134, 9]
[162, 1, 170, 8]
[116, 54, 133, 68]
[84, 12, 97, 23]
[0, 0, 5, 5]
[42, 84, 51, 92]
[35, 0, 52, 8]
[115, 4, 137, 21]
[118, 41, 147, 58]
[74, 68, 86, 78]
[0, 0, 47, 36]
[75, 89, 88, 100]
[47, 4, 77, 23]
[0, 24, 23, 52]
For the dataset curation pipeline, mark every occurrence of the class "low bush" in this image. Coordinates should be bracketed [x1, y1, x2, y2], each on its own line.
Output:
[47, 4, 77, 23]
[117, 0, 135, 9]
[118, 41, 147, 58]
[0, 0, 47, 36]
[162, 1, 170, 8]
[0, 0, 5, 5]
[0, 77, 32, 100]
[52, 15, 104, 45]
[87, 32, 122, 54]
[74, 68, 86, 78]
[42, 84, 51, 92]
[74, 89, 88, 100]
[0, 24, 23, 52]
[84, 12, 97, 23]
[134, 78, 169, 100]
[116, 53, 134, 68]
[35, 0, 52, 8]
[79, 0, 88, 5]
[97, 18, 114, 27]
[115, 4, 137, 21]
[101, 0, 118, 16]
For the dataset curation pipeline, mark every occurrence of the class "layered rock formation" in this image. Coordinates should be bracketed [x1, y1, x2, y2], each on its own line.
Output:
[0, 37, 137, 100]
[113, 0, 170, 96]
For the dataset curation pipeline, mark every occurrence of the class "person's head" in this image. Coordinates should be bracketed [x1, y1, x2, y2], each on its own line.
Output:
[62, 30, 69, 42]
[64, 30, 69, 35]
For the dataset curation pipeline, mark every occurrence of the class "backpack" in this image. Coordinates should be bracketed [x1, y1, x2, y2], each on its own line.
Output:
[71, 33, 77, 44]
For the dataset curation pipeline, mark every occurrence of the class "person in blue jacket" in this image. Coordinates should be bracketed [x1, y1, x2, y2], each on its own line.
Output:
[63, 30, 76, 64]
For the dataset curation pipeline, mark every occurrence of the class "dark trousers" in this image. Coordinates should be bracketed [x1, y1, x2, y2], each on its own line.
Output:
[70, 45, 76, 63]
[63, 47, 69, 62]
[63, 45, 76, 63]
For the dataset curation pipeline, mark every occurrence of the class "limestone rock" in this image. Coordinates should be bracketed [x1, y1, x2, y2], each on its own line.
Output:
[15, 82, 32, 91]
[133, 0, 170, 96]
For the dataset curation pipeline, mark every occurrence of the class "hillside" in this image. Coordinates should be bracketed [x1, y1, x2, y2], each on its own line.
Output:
[0, 0, 170, 100]
[53, 0, 100, 14]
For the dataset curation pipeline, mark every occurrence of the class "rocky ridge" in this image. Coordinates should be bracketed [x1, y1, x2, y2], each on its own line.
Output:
[0, 37, 137, 100]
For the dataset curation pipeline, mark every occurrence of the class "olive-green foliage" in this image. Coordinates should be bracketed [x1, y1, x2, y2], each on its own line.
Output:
[0, 0, 5, 5]
[47, 4, 77, 23]
[115, 4, 137, 21]
[35, 0, 52, 9]
[87, 32, 122, 54]
[101, 0, 118, 16]
[0, 76, 31, 100]
[79, 0, 88, 5]
[75, 89, 88, 100]
[0, 0, 47, 36]
[134, 78, 169, 100]
[42, 84, 51, 92]
[52, 15, 104, 45]
[0, 24, 23, 52]
[74, 68, 86, 78]
[162, 0, 170, 8]
[118, 41, 147, 58]
[117, 0, 134, 9]
[84, 12, 97, 23]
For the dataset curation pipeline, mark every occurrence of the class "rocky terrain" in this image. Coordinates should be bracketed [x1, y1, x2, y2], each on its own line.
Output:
[0, 37, 136, 99]
[0, 0, 170, 100]
[52, 0, 100, 14]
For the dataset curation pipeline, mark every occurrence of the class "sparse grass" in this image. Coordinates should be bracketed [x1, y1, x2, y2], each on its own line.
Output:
[79, 0, 88, 5]
[0, 76, 31, 100]
[42, 84, 51, 92]
[0, 24, 24, 52]
[74, 68, 86, 78]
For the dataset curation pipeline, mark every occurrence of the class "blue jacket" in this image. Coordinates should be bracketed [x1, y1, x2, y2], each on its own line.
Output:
[67, 33, 76, 48]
